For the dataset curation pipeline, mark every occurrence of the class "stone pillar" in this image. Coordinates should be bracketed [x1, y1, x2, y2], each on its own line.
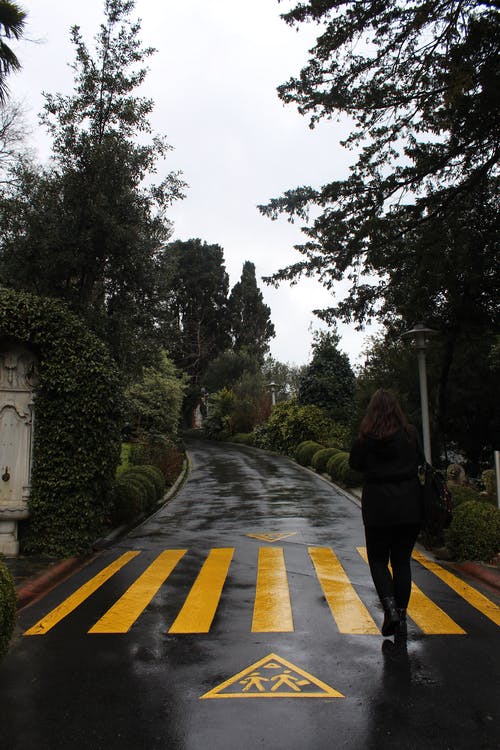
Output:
[0, 345, 38, 556]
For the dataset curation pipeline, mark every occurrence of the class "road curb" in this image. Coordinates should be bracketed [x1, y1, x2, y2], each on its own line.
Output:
[15, 556, 87, 610]
[452, 561, 500, 593]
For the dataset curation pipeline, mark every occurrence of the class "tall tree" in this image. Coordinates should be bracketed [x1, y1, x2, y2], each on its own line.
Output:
[0, 0, 185, 374]
[0, 1, 26, 104]
[260, 1, 499, 325]
[298, 329, 355, 424]
[228, 261, 275, 363]
[159, 238, 231, 383]
[260, 0, 499, 455]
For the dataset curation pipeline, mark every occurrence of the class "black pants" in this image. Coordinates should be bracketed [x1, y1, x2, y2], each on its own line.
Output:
[364, 524, 420, 608]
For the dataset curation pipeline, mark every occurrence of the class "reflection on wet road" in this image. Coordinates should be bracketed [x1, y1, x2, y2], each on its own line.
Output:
[1, 439, 499, 750]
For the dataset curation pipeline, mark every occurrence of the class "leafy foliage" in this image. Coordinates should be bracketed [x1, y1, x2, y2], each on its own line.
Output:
[125, 351, 187, 438]
[159, 238, 230, 383]
[228, 261, 275, 363]
[0, 0, 185, 375]
[446, 500, 500, 562]
[298, 330, 355, 423]
[0, 559, 15, 660]
[260, 1, 499, 466]
[253, 399, 350, 455]
[0, 1, 26, 104]
[0, 288, 123, 556]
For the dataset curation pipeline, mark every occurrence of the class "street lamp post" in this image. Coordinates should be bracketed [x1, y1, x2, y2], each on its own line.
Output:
[268, 382, 277, 406]
[402, 324, 436, 464]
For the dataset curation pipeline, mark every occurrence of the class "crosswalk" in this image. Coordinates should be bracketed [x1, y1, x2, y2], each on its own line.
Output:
[24, 547, 500, 636]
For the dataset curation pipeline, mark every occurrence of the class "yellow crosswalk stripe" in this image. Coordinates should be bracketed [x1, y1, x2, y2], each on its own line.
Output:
[357, 547, 465, 634]
[252, 547, 294, 632]
[89, 550, 187, 633]
[412, 550, 500, 627]
[169, 548, 234, 633]
[309, 547, 379, 634]
[24, 551, 141, 636]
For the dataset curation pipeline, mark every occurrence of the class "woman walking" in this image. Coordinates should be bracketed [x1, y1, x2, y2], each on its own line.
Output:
[349, 389, 424, 639]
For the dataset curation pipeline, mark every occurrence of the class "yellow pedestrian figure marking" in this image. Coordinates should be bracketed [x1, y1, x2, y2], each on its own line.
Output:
[200, 653, 344, 699]
[309, 547, 379, 634]
[246, 532, 297, 543]
[169, 548, 234, 633]
[251, 547, 294, 632]
[413, 550, 500, 627]
[89, 550, 187, 634]
[24, 551, 140, 636]
[357, 547, 465, 634]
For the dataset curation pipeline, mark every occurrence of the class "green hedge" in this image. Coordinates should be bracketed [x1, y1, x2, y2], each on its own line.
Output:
[0, 289, 123, 556]
[0, 561, 16, 660]
[446, 501, 500, 562]
[295, 441, 324, 466]
[111, 464, 168, 525]
[312, 447, 341, 474]
[327, 451, 363, 487]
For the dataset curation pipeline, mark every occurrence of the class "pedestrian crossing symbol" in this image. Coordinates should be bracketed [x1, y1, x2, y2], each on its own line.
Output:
[200, 653, 344, 699]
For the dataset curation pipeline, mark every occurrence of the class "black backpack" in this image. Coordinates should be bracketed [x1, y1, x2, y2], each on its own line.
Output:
[418, 463, 453, 534]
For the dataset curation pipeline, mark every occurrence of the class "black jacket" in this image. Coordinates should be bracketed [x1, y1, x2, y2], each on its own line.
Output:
[349, 426, 424, 527]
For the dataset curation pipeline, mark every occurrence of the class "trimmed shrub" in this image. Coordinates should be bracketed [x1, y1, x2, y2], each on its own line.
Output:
[449, 484, 482, 507]
[327, 452, 350, 481]
[130, 435, 184, 485]
[110, 480, 145, 524]
[0, 289, 123, 556]
[119, 468, 158, 509]
[295, 441, 324, 466]
[0, 561, 16, 660]
[312, 448, 341, 474]
[253, 399, 347, 455]
[137, 465, 166, 498]
[445, 501, 500, 562]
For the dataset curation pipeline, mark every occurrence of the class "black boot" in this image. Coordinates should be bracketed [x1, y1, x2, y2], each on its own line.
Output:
[381, 596, 400, 636]
[395, 608, 407, 642]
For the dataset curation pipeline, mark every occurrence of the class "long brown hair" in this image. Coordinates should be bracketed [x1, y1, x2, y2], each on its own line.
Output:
[360, 389, 410, 439]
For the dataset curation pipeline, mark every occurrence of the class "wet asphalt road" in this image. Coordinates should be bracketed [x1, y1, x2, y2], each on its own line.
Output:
[1, 439, 499, 750]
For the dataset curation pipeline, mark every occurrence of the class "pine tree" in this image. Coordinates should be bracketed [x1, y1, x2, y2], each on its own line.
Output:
[228, 261, 275, 364]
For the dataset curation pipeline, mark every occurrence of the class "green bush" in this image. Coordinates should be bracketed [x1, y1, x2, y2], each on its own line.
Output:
[449, 484, 482, 507]
[110, 480, 145, 524]
[130, 435, 184, 485]
[136, 465, 166, 498]
[312, 447, 341, 474]
[119, 468, 158, 509]
[0, 289, 123, 556]
[295, 441, 324, 466]
[445, 501, 500, 562]
[254, 399, 347, 456]
[0, 561, 16, 660]
[327, 452, 350, 481]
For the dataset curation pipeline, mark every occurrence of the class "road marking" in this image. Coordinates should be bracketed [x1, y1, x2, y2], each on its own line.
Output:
[200, 652, 344, 699]
[246, 533, 297, 543]
[24, 551, 140, 636]
[309, 547, 380, 634]
[357, 547, 465, 634]
[169, 548, 234, 633]
[252, 547, 294, 632]
[89, 550, 187, 633]
[413, 550, 500, 627]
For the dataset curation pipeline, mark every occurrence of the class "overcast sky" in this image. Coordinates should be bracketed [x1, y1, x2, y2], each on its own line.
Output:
[12, 0, 377, 367]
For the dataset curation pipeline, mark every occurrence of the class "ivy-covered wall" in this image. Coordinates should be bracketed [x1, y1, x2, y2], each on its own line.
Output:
[0, 289, 123, 556]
